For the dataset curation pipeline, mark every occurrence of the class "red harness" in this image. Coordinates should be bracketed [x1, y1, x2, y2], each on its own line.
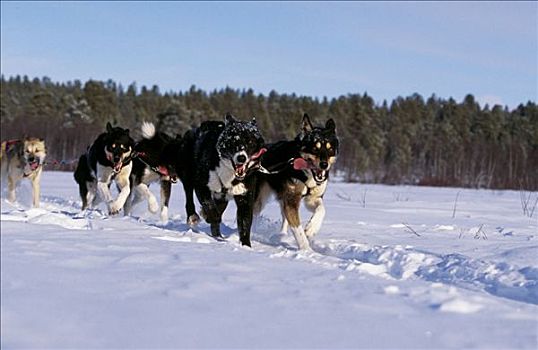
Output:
[3, 139, 21, 153]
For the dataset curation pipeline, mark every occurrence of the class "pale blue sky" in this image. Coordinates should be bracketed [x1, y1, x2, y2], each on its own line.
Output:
[1, 1, 536, 108]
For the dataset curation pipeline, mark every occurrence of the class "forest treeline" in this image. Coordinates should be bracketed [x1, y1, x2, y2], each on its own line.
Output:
[1, 75, 536, 190]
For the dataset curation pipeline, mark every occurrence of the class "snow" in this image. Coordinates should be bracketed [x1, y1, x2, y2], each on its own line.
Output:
[1, 171, 537, 349]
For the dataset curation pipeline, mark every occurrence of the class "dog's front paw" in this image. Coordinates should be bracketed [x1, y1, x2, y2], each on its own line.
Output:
[108, 201, 123, 215]
[148, 198, 159, 213]
[305, 218, 323, 239]
[305, 224, 317, 239]
[187, 213, 201, 226]
[7, 194, 16, 204]
[160, 206, 169, 223]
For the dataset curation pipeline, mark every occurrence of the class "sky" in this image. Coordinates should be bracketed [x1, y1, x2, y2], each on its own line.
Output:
[1, 1, 536, 109]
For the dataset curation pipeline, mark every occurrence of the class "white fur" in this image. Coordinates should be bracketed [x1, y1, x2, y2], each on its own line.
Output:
[160, 205, 169, 224]
[141, 121, 156, 140]
[302, 176, 328, 238]
[85, 181, 98, 208]
[96, 162, 132, 214]
[290, 225, 311, 250]
[304, 196, 326, 238]
[207, 159, 248, 198]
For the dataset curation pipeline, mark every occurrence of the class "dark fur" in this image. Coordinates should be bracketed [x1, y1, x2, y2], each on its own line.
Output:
[124, 122, 194, 223]
[255, 113, 339, 250]
[74, 122, 135, 214]
[182, 114, 265, 246]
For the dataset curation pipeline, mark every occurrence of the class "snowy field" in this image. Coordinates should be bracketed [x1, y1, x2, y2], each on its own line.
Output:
[1, 171, 537, 349]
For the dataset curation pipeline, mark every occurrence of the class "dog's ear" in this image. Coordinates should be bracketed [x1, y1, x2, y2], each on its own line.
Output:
[106, 122, 113, 133]
[302, 113, 313, 133]
[325, 118, 336, 132]
[224, 113, 237, 125]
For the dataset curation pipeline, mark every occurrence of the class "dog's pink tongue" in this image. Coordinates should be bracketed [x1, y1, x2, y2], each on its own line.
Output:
[235, 164, 246, 176]
[158, 166, 169, 176]
[30, 162, 39, 170]
[293, 158, 309, 170]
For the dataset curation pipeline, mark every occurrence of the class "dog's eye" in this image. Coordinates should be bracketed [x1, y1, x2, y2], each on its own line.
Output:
[316, 142, 321, 149]
[326, 142, 332, 149]
[112, 144, 116, 148]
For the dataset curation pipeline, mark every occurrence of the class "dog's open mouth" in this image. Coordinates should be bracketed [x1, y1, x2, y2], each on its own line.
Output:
[311, 168, 328, 183]
[113, 162, 123, 173]
[29, 161, 40, 171]
[233, 148, 266, 180]
[234, 164, 248, 180]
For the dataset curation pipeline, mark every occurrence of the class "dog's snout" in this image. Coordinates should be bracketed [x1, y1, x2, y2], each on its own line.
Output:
[27, 156, 35, 162]
[236, 154, 247, 164]
[319, 161, 329, 170]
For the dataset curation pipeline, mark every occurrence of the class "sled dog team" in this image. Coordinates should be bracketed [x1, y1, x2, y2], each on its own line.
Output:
[1, 113, 339, 250]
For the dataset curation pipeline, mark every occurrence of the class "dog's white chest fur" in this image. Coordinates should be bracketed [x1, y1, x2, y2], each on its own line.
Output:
[208, 159, 247, 197]
[308, 180, 327, 198]
[303, 171, 328, 198]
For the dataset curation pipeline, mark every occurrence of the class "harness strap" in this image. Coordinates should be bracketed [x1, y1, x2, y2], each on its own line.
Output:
[134, 151, 174, 179]
[257, 158, 295, 174]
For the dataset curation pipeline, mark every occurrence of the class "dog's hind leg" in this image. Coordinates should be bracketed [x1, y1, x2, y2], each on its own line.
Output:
[7, 174, 17, 203]
[87, 181, 100, 208]
[79, 183, 89, 210]
[135, 183, 158, 214]
[182, 178, 200, 226]
[279, 201, 289, 234]
[196, 187, 225, 238]
[304, 195, 325, 239]
[160, 180, 171, 223]
[123, 184, 135, 216]
[282, 189, 311, 250]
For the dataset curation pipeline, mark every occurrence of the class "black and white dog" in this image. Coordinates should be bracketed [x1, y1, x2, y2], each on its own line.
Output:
[123, 122, 184, 223]
[255, 114, 339, 250]
[183, 114, 266, 246]
[74, 122, 135, 215]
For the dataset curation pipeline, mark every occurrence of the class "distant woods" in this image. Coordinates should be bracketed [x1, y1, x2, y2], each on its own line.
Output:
[1, 75, 536, 190]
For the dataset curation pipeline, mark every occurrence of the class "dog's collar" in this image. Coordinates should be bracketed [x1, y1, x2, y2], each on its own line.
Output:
[4, 139, 21, 153]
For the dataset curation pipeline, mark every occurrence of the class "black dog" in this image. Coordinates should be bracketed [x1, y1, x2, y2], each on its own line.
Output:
[74, 122, 135, 215]
[183, 114, 266, 246]
[255, 114, 339, 250]
[123, 121, 187, 223]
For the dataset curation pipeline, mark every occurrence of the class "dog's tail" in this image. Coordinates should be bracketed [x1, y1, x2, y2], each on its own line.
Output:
[141, 121, 156, 140]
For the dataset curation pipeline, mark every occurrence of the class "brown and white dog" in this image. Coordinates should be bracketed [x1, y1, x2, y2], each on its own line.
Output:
[255, 114, 339, 250]
[1, 138, 47, 207]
